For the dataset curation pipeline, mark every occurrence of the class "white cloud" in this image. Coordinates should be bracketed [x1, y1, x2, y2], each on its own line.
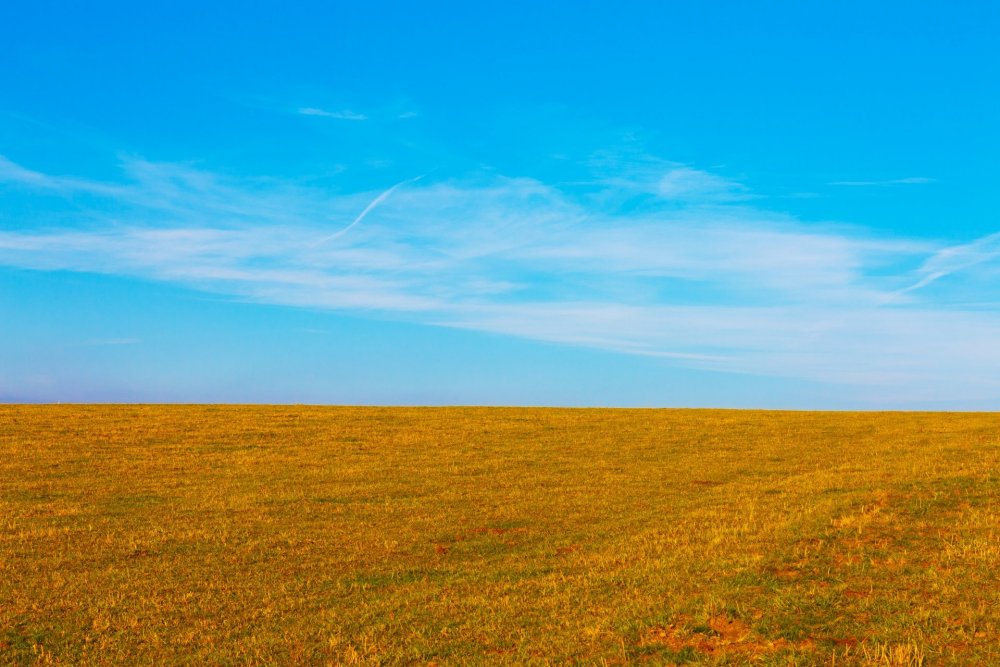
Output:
[901, 231, 1000, 293]
[583, 152, 752, 203]
[298, 107, 368, 121]
[0, 153, 997, 401]
[0, 154, 49, 185]
[656, 167, 750, 201]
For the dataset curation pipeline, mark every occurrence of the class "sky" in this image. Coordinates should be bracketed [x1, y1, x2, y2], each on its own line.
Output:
[1, 1, 999, 408]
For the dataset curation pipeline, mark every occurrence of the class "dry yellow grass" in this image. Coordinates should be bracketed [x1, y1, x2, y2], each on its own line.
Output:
[1, 405, 998, 665]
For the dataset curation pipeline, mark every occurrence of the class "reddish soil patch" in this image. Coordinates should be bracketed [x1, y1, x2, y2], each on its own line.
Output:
[642, 615, 813, 657]
[709, 616, 752, 641]
[768, 566, 801, 579]
[831, 636, 860, 647]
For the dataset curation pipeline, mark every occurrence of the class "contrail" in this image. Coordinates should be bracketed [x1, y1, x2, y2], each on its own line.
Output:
[896, 230, 1000, 296]
[896, 271, 947, 296]
[312, 175, 423, 247]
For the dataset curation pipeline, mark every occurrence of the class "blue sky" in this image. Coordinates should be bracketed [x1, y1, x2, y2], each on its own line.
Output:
[2, 1, 999, 407]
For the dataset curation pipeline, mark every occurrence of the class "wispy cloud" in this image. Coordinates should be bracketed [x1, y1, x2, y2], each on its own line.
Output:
[312, 175, 423, 247]
[0, 154, 49, 185]
[1, 153, 997, 400]
[656, 167, 751, 202]
[0, 154, 124, 196]
[829, 177, 936, 186]
[583, 151, 752, 203]
[901, 231, 1000, 293]
[297, 107, 368, 121]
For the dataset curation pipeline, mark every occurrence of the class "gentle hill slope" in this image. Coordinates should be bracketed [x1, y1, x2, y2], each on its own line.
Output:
[2, 406, 998, 665]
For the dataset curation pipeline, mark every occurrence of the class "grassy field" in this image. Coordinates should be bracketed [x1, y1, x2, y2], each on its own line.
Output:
[1, 406, 998, 665]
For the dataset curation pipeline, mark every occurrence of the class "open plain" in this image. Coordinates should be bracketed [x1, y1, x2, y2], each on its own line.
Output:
[1, 405, 998, 665]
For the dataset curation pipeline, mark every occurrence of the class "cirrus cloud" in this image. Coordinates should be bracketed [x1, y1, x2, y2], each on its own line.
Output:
[1, 153, 997, 402]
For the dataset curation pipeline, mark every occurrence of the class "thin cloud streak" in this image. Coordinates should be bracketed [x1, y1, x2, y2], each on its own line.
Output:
[298, 107, 368, 121]
[900, 231, 1000, 294]
[829, 177, 936, 186]
[312, 175, 424, 247]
